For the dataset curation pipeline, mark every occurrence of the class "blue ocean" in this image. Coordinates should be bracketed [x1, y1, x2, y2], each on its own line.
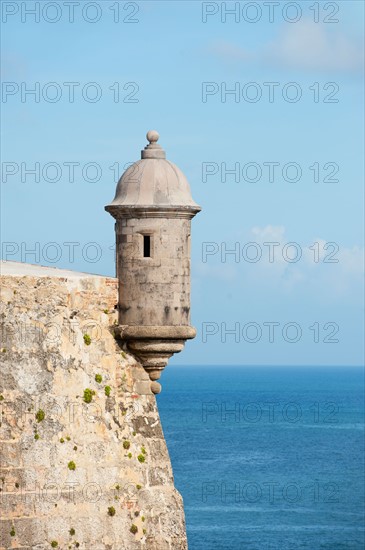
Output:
[158, 366, 364, 550]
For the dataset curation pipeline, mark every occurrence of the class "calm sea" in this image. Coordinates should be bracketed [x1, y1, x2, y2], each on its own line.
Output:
[158, 366, 364, 550]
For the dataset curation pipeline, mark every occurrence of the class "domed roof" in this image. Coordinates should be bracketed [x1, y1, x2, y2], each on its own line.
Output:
[105, 131, 201, 216]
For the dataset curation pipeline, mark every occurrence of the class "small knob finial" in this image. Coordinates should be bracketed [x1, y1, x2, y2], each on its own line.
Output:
[147, 130, 159, 144]
[142, 130, 165, 159]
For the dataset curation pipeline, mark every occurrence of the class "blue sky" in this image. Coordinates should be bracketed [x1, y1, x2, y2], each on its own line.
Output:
[1, 0, 364, 366]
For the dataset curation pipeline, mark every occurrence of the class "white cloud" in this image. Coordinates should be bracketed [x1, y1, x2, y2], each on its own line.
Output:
[339, 245, 364, 275]
[251, 225, 286, 241]
[1, 52, 28, 79]
[267, 19, 364, 72]
[209, 40, 252, 63]
[209, 20, 364, 73]
[247, 225, 364, 302]
[197, 225, 364, 304]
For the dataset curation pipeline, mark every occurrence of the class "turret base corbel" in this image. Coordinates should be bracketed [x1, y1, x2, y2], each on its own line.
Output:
[114, 326, 196, 394]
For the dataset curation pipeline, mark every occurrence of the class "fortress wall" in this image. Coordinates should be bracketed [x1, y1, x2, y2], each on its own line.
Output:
[0, 262, 187, 550]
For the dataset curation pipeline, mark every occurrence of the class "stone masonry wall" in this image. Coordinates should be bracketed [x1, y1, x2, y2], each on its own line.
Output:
[0, 262, 187, 550]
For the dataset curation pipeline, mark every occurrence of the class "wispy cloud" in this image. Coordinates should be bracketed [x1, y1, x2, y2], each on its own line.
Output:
[1, 52, 28, 79]
[209, 19, 364, 73]
[267, 19, 364, 72]
[249, 225, 364, 301]
[209, 41, 252, 63]
[198, 225, 364, 304]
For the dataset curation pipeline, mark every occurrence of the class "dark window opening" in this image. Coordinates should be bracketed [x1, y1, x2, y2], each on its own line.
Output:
[143, 235, 151, 258]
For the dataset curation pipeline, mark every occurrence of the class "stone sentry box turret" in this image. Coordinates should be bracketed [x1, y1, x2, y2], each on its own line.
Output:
[105, 130, 201, 394]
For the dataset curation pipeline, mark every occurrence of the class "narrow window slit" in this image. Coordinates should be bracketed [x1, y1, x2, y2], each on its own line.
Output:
[143, 235, 151, 258]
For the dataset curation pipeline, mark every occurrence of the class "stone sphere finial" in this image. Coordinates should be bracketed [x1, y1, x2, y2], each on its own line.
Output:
[147, 130, 159, 144]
